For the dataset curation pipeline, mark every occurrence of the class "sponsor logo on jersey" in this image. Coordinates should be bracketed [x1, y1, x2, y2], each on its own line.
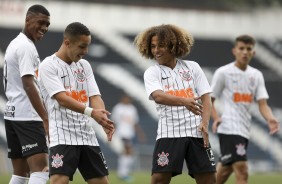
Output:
[157, 152, 169, 167]
[4, 105, 15, 117]
[166, 88, 194, 98]
[51, 153, 64, 168]
[233, 92, 252, 103]
[236, 143, 246, 156]
[66, 90, 88, 103]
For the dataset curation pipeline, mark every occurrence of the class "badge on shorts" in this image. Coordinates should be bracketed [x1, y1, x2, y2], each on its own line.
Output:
[157, 152, 169, 167]
[236, 143, 246, 156]
[51, 153, 64, 168]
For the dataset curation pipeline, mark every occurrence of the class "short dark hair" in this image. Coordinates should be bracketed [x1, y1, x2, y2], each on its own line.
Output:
[235, 35, 256, 45]
[27, 4, 50, 16]
[64, 22, 90, 38]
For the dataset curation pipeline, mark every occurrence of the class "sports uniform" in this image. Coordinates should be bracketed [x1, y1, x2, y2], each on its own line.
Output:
[144, 59, 216, 176]
[38, 54, 108, 180]
[211, 62, 269, 164]
[3, 32, 47, 158]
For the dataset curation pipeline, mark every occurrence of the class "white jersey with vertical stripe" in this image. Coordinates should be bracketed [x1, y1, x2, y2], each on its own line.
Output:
[211, 62, 269, 139]
[144, 59, 212, 140]
[111, 103, 139, 139]
[3, 32, 41, 121]
[38, 54, 100, 148]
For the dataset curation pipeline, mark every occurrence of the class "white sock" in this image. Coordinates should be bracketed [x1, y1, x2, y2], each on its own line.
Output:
[9, 175, 29, 184]
[28, 172, 49, 184]
[117, 155, 134, 177]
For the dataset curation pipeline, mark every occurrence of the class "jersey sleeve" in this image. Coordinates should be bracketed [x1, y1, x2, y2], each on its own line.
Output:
[211, 67, 225, 99]
[39, 60, 66, 97]
[81, 60, 101, 97]
[255, 71, 269, 100]
[143, 66, 162, 100]
[17, 45, 38, 77]
[192, 62, 212, 97]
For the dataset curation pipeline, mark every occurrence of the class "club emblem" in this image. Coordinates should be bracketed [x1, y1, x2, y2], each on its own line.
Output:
[179, 70, 192, 81]
[74, 69, 86, 82]
[157, 152, 169, 167]
[236, 144, 246, 156]
[51, 153, 64, 168]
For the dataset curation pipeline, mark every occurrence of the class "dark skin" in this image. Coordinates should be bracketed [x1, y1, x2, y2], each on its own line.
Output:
[13, 12, 50, 177]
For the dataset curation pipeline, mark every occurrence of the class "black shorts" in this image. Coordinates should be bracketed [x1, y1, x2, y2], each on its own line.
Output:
[5, 119, 48, 158]
[49, 145, 109, 181]
[152, 137, 216, 177]
[218, 134, 249, 165]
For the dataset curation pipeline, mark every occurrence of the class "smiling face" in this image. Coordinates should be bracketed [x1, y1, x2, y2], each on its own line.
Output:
[233, 41, 255, 70]
[65, 35, 91, 62]
[24, 13, 50, 42]
[151, 35, 176, 68]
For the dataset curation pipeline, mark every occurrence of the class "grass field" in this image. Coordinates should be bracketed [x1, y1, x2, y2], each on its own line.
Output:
[1, 171, 282, 184]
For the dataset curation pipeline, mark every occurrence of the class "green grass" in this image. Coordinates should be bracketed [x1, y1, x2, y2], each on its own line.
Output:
[1, 171, 282, 183]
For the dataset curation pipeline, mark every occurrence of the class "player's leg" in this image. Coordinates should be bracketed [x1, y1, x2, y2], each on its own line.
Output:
[151, 138, 186, 184]
[187, 138, 216, 184]
[232, 161, 248, 184]
[49, 145, 79, 184]
[215, 162, 233, 184]
[15, 121, 49, 184]
[79, 146, 109, 184]
[5, 120, 30, 184]
[118, 138, 134, 181]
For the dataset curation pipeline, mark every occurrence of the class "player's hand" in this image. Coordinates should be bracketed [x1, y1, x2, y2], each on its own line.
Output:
[184, 96, 203, 115]
[43, 119, 50, 144]
[103, 126, 115, 142]
[268, 118, 280, 135]
[198, 123, 209, 148]
[212, 117, 222, 134]
[91, 109, 115, 133]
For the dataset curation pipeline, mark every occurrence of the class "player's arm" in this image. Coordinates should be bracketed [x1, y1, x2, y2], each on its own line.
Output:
[211, 97, 221, 133]
[89, 95, 115, 141]
[22, 75, 49, 136]
[151, 90, 203, 115]
[258, 99, 280, 134]
[53, 92, 114, 132]
[198, 93, 212, 148]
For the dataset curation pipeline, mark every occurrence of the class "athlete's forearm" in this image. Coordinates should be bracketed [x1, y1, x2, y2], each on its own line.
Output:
[22, 75, 48, 121]
[200, 93, 212, 126]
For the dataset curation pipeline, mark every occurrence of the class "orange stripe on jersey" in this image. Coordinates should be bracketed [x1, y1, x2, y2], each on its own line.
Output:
[166, 88, 195, 98]
[233, 92, 252, 103]
[66, 90, 88, 103]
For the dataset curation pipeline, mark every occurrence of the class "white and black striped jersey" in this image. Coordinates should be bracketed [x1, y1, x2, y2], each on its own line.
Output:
[211, 62, 269, 139]
[111, 103, 139, 139]
[3, 33, 41, 121]
[38, 54, 100, 147]
[144, 59, 212, 140]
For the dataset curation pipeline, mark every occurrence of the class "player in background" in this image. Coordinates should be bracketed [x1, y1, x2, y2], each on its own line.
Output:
[211, 35, 280, 184]
[3, 4, 50, 184]
[111, 94, 146, 182]
[134, 24, 216, 184]
[38, 22, 114, 184]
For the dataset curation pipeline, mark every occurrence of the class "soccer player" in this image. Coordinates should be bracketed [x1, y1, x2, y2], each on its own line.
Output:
[134, 24, 216, 184]
[211, 35, 280, 184]
[3, 4, 50, 184]
[111, 94, 146, 182]
[38, 22, 115, 184]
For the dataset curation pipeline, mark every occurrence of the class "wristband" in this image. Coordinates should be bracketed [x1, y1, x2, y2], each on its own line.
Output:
[84, 107, 93, 117]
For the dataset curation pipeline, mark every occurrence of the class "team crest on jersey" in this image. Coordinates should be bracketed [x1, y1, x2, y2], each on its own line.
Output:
[74, 69, 86, 82]
[236, 144, 246, 156]
[179, 70, 192, 81]
[157, 152, 169, 167]
[51, 153, 64, 168]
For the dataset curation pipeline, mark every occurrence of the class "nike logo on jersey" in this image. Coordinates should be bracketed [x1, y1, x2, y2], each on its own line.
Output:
[61, 75, 68, 78]
[162, 77, 170, 80]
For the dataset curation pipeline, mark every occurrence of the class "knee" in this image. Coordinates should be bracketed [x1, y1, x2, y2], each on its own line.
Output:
[151, 174, 171, 184]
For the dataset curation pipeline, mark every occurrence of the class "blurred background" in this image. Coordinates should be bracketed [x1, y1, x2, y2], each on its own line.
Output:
[1, 0, 282, 179]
